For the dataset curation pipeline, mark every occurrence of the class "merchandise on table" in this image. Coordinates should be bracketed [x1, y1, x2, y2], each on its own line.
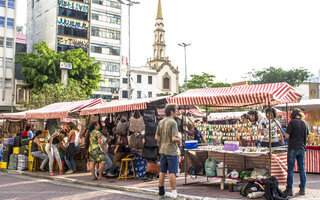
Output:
[195, 124, 281, 147]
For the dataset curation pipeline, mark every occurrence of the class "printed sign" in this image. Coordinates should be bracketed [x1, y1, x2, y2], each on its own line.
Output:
[57, 17, 89, 30]
[58, 0, 89, 13]
[57, 36, 89, 49]
[60, 62, 73, 70]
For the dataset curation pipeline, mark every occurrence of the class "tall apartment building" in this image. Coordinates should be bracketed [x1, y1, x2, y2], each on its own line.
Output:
[0, 0, 16, 111]
[27, 0, 122, 101]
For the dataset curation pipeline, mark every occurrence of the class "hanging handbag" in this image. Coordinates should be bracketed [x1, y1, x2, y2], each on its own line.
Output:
[115, 120, 129, 136]
[142, 146, 158, 160]
[129, 111, 145, 133]
[146, 161, 160, 175]
[143, 110, 156, 122]
[129, 133, 144, 150]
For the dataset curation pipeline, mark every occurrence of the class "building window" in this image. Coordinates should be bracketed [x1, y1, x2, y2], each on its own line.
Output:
[6, 38, 13, 48]
[17, 88, 24, 103]
[91, 12, 121, 25]
[123, 78, 128, 84]
[5, 58, 13, 68]
[5, 79, 12, 88]
[137, 75, 141, 83]
[58, 7, 88, 21]
[101, 61, 120, 72]
[148, 76, 152, 84]
[0, 37, 3, 47]
[58, 25, 88, 38]
[0, 17, 4, 27]
[148, 92, 152, 98]
[8, 0, 14, 8]
[91, 26, 120, 40]
[137, 91, 141, 99]
[91, 44, 120, 56]
[92, 0, 102, 4]
[0, 58, 3, 67]
[92, 0, 121, 9]
[7, 18, 14, 28]
[0, 0, 4, 7]
[163, 77, 170, 90]
[122, 90, 128, 98]
[57, 44, 87, 53]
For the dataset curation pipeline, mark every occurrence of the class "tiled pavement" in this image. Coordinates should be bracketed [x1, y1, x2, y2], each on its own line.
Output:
[4, 170, 320, 200]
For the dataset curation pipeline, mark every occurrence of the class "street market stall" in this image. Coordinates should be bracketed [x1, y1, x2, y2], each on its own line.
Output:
[167, 82, 302, 187]
[275, 99, 320, 174]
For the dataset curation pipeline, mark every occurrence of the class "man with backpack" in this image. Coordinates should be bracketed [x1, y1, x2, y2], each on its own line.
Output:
[283, 108, 308, 196]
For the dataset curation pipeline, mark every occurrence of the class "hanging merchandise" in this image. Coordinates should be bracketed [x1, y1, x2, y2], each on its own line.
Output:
[129, 133, 144, 150]
[115, 119, 129, 136]
[204, 157, 217, 177]
[129, 111, 145, 133]
[143, 109, 156, 122]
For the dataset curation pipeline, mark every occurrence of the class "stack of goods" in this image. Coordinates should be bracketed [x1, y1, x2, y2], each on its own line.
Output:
[17, 154, 28, 171]
[307, 135, 320, 146]
[7, 153, 18, 170]
[1, 138, 14, 169]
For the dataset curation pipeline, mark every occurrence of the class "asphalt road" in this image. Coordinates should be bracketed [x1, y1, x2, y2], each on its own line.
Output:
[0, 172, 157, 200]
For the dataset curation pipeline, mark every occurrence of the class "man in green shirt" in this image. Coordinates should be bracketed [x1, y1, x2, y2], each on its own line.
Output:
[155, 104, 181, 199]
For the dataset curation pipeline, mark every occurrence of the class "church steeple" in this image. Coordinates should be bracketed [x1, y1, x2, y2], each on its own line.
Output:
[156, 0, 163, 20]
[148, 0, 167, 70]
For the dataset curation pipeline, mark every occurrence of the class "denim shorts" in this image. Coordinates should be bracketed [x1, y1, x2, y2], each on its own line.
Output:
[160, 154, 178, 174]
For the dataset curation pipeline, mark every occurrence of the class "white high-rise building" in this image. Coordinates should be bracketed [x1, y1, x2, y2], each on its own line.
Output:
[27, 0, 122, 101]
[0, 0, 16, 111]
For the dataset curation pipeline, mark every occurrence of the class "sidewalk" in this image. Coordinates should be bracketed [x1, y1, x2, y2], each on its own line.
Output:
[3, 169, 320, 200]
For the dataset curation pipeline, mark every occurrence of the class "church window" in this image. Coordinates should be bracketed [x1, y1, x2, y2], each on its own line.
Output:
[160, 34, 163, 42]
[163, 77, 170, 90]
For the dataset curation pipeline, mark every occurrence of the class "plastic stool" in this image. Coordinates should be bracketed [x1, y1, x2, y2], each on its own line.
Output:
[32, 157, 40, 172]
[118, 154, 136, 180]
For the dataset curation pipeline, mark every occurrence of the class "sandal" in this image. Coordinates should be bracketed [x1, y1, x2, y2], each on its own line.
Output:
[49, 173, 55, 176]
[59, 171, 63, 175]
[92, 177, 98, 181]
[98, 177, 107, 181]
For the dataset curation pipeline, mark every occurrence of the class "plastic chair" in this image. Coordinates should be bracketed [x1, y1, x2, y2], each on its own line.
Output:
[118, 154, 136, 180]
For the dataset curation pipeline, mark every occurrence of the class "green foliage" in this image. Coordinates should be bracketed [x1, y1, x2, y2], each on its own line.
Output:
[247, 67, 311, 87]
[24, 80, 88, 109]
[184, 72, 231, 90]
[16, 41, 102, 96]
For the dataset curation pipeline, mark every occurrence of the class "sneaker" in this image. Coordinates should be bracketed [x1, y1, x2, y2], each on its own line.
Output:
[106, 171, 116, 177]
[299, 187, 305, 195]
[157, 195, 165, 199]
[95, 169, 99, 179]
[66, 170, 73, 174]
[283, 188, 293, 196]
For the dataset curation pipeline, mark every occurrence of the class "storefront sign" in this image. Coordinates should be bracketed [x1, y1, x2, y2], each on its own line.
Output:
[59, 0, 89, 12]
[57, 36, 89, 49]
[57, 17, 88, 30]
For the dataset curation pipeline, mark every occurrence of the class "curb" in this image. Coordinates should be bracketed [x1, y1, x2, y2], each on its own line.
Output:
[3, 170, 208, 200]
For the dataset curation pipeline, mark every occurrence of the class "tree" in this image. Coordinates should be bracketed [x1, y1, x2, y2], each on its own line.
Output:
[247, 67, 311, 87]
[186, 72, 231, 90]
[24, 80, 88, 109]
[17, 42, 102, 96]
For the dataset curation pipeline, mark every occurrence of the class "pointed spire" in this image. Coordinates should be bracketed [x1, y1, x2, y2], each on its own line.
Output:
[156, 0, 163, 20]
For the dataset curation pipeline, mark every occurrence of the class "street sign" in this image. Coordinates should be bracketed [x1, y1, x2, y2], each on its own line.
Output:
[60, 62, 73, 70]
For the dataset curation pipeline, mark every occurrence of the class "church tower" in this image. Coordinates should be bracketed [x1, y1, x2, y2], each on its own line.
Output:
[147, 0, 179, 94]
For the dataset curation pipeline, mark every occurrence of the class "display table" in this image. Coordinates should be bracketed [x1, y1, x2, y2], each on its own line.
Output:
[183, 148, 288, 189]
[294, 146, 320, 173]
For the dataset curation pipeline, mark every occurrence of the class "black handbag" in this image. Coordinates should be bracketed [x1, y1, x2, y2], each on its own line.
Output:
[144, 135, 158, 148]
[13, 136, 22, 147]
[143, 110, 156, 122]
[145, 121, 158, 136]
[66, 143, 81, 157]
[142, 146, 158, 160]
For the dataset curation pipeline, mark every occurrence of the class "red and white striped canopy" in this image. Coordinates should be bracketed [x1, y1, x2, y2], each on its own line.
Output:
[80, 97, 166, 115]
[167, 82, 302, 109]
[179, 108, 206, 118]
[0, 111, 27, 119]
[26, 99, 106, 119]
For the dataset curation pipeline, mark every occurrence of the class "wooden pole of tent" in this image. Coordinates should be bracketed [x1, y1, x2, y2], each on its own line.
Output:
[268, 102, 272, 175]
[184, 105, 187, 184]
[286, 103, 289, 127]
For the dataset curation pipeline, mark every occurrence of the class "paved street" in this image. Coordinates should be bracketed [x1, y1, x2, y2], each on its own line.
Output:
[0, 172, 156, 200]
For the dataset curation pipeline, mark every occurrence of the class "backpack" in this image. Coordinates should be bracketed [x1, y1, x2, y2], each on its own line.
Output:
[262, 177, 288, 200]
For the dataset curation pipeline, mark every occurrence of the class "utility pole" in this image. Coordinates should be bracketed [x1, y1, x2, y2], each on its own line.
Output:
[178, 43, 191, 90]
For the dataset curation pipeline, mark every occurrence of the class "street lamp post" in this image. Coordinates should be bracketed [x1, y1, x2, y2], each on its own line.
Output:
[117, 0, 140, 99]
[178, 43, 191, 90]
